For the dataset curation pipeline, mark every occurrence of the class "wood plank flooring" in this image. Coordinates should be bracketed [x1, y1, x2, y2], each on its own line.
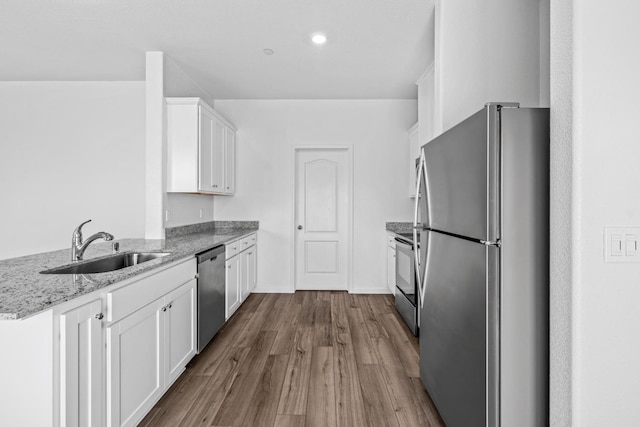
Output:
[140, 292, 445, 427]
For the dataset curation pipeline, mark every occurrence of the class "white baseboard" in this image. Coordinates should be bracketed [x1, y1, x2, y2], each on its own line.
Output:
[349, 287, 393, 294]
[252, 284, 294, 293]
[251, 285, 392, 294]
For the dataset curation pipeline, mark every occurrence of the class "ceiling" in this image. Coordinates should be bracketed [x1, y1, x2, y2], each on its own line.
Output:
[0, 0, 434, 99]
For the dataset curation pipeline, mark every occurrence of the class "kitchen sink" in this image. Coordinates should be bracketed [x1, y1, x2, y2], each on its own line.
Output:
[40, 252, 171, 274]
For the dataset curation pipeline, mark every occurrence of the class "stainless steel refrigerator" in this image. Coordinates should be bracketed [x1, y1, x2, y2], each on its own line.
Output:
[413, 103, 549, 427]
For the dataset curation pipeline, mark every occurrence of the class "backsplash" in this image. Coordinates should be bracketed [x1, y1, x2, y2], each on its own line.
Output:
[165, 221, 259, 238]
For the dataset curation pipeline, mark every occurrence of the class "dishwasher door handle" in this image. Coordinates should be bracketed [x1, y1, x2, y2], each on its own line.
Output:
[196, 245, 225, 264]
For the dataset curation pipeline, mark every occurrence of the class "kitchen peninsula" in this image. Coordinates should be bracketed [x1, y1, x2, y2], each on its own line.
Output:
[0, 221, 258, 427]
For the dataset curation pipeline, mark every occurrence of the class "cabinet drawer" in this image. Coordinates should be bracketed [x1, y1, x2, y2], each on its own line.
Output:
[106, 258, 196, 322]
[226, 240, 241, 259]
[240, 233, 257, 250]
[239, 236, 252, 251]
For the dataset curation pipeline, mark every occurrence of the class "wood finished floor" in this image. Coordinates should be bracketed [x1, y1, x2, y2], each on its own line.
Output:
[140, 291, 445, 427]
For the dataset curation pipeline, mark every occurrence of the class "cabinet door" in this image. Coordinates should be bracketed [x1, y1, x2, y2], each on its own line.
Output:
[224, 127, 236, 194]
[106, 299, 165, 427]
[59, 299, 103, 427]
[247, 245, 257, 291]
[211, 116, 226, 192]
[199, 107, 225, 193]
[164, 279, 197, 386]
[387, 243, 396, 294]
[240, 250, 250, 301]
[198, 106, 214, 193]
[409, 125, 420, 197]
[225, 255, 241, 319]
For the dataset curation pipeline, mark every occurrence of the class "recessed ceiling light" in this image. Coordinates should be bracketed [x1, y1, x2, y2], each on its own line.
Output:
[263, 49, 274, 55]
[311, 33, 327, 45]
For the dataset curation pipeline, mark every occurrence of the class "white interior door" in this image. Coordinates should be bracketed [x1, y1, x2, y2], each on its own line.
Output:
[295, 148, 351, 290]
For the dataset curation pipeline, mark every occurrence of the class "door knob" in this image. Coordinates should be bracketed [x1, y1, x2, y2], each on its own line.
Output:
[297, 225, 303, 230]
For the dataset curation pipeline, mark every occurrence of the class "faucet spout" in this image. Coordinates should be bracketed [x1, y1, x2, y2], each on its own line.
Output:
[71, 219, 115, 261]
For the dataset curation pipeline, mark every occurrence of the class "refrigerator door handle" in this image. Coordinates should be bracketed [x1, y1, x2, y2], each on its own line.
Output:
[412, 151, 423, 230]
[413, 150, 425, 293]
[419, 230, 432, 309]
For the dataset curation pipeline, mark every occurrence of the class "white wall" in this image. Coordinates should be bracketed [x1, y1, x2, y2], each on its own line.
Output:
[213, 100, 416, 293]
[145, 52, 166, 239]
[145, 52, 217, 236]
[539, 0, 551, 108]
[0, 81, 145, 260]
[434, 0, 543, 132]
[549, 0, 574, 424]
[551, 0, 640, 425]
[163, 56, 216, 229]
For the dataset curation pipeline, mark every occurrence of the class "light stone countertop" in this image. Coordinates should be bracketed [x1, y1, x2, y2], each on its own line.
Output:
[0, 228, 257, 320]
[385, 222, 417, 243]
[385, 221, 413, 234]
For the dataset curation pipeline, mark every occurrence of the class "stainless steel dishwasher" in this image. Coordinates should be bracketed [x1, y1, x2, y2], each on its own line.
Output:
[196, 245, 225, 353]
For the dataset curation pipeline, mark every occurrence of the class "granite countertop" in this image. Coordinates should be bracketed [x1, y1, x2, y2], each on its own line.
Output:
[385, 222, 417, 242]
[0, 226, 258, 320]
[385, 221, 413, 234]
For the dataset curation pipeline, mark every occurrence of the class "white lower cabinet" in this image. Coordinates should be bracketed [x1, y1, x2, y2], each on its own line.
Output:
[106, 298, 165, 427]
[226, 254, 241, 319]
[106, 278, 197, 427]
[59, 299, 104, 427]
[226, 232, 258, 319]
[0, 257, 198, 427]
[387, 233, 396, 294]
[242, 245, 257, 298]
[165, 279, 197, 385]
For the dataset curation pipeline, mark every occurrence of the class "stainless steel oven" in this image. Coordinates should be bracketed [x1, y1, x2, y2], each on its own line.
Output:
[394, 234, 418, 336]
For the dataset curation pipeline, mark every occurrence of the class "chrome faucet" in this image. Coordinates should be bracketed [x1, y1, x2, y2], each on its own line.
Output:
[71, 219, 114, 261]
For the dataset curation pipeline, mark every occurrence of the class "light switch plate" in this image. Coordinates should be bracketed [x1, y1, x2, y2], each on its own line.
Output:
[604, 227, 640, 263]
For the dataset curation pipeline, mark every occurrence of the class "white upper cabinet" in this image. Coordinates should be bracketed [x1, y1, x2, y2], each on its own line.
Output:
[166, 98, 236, 195]
[224, 127, 236, 194]
[408, 64, 435, 198]
[416, 65, 435, 145]
[408, 122, 420, 198]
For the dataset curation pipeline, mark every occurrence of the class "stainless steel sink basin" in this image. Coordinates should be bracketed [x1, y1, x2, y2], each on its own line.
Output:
[40, 252, 171, 274]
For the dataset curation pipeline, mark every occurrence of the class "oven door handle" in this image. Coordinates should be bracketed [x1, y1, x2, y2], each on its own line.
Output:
[394, 237, 413, 249]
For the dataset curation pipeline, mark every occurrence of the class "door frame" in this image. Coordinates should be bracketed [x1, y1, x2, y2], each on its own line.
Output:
[291, 145, 354, 293]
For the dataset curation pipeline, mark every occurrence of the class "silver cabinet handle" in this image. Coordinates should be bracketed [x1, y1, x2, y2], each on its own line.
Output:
[168, 303, 172, 309]
[297, 225, 303, 230]
[95, 313, 104, 320]
[161, 306, 167, 312]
